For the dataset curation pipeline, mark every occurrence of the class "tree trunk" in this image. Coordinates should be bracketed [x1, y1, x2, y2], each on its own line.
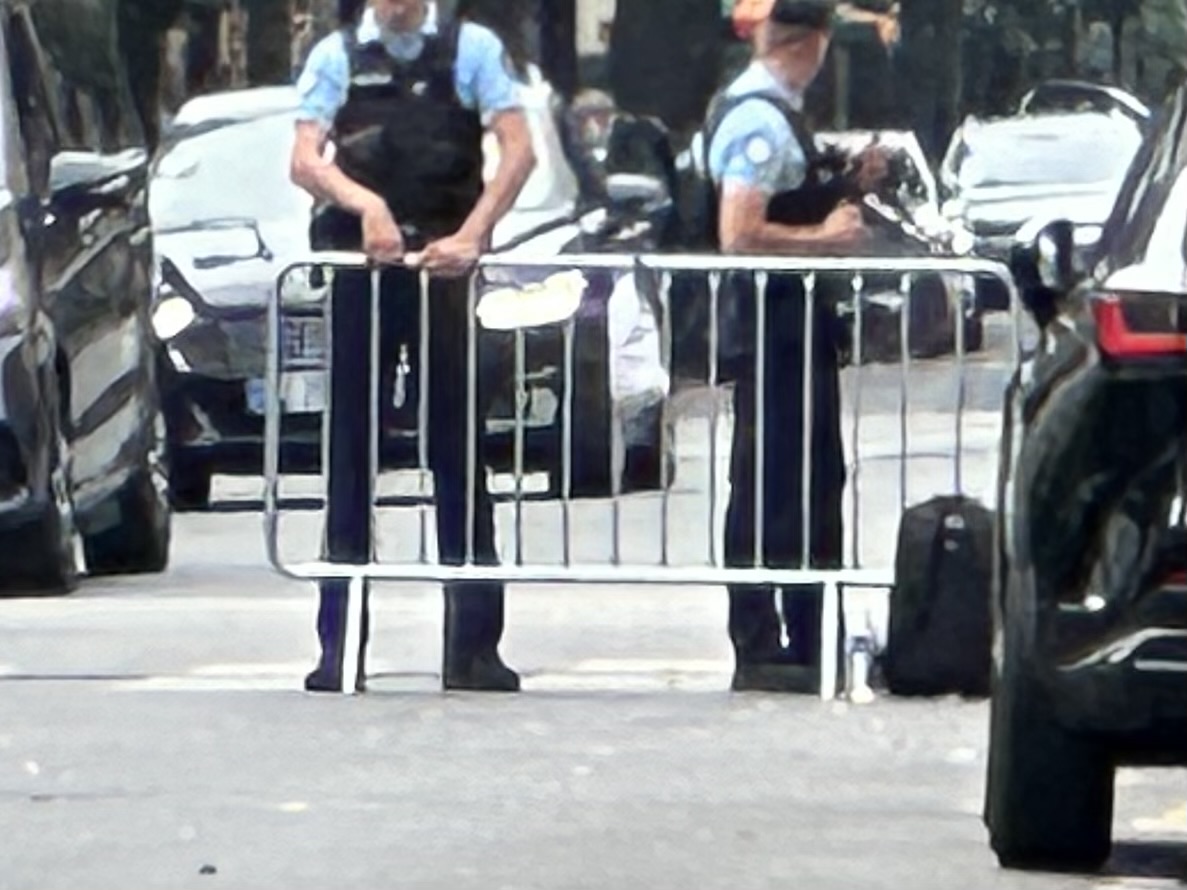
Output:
[539, 0, 577, 98]
[607, 0, 723, 137]
[246, 0, 293, 85]
[899, 0, 963, 158]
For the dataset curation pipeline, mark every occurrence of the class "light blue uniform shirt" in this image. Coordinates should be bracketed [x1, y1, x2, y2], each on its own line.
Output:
[707, 62, 809, 196]
[296, 4, 521, 127]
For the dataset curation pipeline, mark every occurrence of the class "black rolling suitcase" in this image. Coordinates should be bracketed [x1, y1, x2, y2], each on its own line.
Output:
[882, 495, 994, 697]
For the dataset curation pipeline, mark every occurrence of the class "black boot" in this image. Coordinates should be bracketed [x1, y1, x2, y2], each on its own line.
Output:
[443, 651, 521, 692]
[730, 650, 821, 694]
[305, 579, 369, 693]
[305, 659, 368, 693]
[442, 583, 520, 692]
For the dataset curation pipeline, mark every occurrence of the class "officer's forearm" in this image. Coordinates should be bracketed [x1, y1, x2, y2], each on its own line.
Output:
[727, 221, 859, 255]
[459, 154, 535, 242]
[457, 114, 537, 243]
[292, 157, 385, 218]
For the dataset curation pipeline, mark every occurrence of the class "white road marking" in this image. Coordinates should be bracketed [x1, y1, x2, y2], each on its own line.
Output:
[1132, 803, 1187, 834]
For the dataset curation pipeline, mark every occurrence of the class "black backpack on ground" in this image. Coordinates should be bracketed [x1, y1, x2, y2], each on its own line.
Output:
[881, 494, 994, 698]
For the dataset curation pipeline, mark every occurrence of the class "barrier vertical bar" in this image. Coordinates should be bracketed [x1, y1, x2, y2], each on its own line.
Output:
[466, 272, 478, 564]
[953, 277, 967, 496]
[898, 273, 911, 513]
[368, 269, 380, 563]
[707, 270, 722, 568]
[819, 579, 840, 701]
[262, 264, 285, 565]
[514, 325, 526, 566]
[417, 269, 431, 564]
[801, 272, 816, 569]
[319, 267, 334, 539]
[849, 273, 864, 568]
[657, 266, 672, 567]
[754, 269, 768, 571]
[611, 393, 623, 566]
[561, 316, 575, 566]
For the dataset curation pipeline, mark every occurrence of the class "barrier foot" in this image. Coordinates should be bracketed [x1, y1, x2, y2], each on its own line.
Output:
[820, 581, 841, 702]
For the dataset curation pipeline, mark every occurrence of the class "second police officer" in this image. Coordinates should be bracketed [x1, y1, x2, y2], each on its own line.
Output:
[289, 0, 536, 693]
[704, 0, 887, 692]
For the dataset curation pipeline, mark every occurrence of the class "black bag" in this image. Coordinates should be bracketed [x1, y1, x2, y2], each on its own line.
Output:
[882, 495, 994, 697]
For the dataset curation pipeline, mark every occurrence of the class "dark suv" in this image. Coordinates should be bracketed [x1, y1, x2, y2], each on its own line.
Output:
[0, 1, 169, 592]
[985, 80, 1187, 870]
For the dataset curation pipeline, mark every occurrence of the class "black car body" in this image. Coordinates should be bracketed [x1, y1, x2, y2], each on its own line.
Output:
[151, 81, 674, 508]
[985, 80, 1187, 872]
[0, 1, 169, 593]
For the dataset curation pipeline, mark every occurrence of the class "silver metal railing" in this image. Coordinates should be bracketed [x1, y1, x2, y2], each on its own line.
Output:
[262, 250, 1021, 699]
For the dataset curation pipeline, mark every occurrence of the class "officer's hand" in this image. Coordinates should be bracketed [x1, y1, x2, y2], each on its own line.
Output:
[853, 144, 891, 193]
[823, 203, 870, 248]
[407, 233, 483, 279]
[361, 201, 405, 264]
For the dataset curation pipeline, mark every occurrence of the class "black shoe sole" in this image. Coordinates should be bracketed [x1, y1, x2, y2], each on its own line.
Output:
[731, 664, 821, 694]
[304, 669, 366, 694]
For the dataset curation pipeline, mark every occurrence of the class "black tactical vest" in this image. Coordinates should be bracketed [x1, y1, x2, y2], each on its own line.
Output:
[704, 89, 848, 366]
[309, 20, 485, 251]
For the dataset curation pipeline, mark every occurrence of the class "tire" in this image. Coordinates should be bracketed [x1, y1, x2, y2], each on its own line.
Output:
[963, 311, 985, 354]
[984, 560, 1115, 872]
[559, 385, 613, 499]
[621, 399, 676, 493]
[84, 413, 171, 575]
[169, 452, 212, 512]
[1, 415, 81, 596]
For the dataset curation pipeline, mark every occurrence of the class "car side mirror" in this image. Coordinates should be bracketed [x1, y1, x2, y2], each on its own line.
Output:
[1009, 219, 1077, 326]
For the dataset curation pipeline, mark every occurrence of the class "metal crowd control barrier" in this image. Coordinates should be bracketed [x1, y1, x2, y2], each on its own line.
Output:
[263, 250, 1021, 699]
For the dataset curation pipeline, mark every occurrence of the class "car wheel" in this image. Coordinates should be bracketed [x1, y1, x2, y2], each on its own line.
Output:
[963, 311, 985, 354]
[621, 399, 676, 493]
[2, 402, 82, 596]
[169, 453, 212, 512]
[907, 274, 954, 359]
[84, 412, 171, 575]
[984, 559, 1115, 872]
[558, 374, 613, 498]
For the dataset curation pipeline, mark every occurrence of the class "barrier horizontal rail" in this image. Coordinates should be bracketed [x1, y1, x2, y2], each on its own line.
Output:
[262, 248, 1020, 699]
[274, 249, 1019, 278]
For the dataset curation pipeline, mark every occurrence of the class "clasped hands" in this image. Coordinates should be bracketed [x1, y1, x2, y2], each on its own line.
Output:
[360, 197, 484, 278]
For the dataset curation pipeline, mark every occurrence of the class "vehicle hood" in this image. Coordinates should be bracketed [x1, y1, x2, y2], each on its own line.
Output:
[953, 183, 1119, 232]
[155, 217, 318, 311]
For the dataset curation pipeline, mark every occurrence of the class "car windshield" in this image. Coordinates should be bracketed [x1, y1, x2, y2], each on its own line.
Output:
[149, 109, 310, 230]
[952, 124, 1139, 189]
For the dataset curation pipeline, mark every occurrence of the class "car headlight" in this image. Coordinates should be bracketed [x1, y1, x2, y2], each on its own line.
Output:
[949, 227, 975, 255]
[152, 295, 196, 341]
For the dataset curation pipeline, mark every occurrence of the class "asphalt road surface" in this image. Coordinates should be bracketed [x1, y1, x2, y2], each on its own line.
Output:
[3, 316, 1186, 889]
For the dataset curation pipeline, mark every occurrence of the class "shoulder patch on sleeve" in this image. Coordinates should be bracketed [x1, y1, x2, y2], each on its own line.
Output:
[744, 135, 774, 165]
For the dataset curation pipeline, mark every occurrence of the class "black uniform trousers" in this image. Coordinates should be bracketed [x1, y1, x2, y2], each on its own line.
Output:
[314, 265, 504, 680]
[723, 274, 846, 664]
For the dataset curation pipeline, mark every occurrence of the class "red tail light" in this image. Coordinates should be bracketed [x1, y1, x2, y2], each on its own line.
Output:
[1092, 294, 1187, 358]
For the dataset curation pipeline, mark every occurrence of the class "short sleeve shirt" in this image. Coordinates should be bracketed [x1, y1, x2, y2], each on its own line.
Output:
[295, 4, 521, 128]
[707, 61, 809, 197]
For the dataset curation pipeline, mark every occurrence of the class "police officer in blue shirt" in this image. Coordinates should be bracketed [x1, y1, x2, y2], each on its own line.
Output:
[290, 0, 536, 693]
[704, 0, 886, 692]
